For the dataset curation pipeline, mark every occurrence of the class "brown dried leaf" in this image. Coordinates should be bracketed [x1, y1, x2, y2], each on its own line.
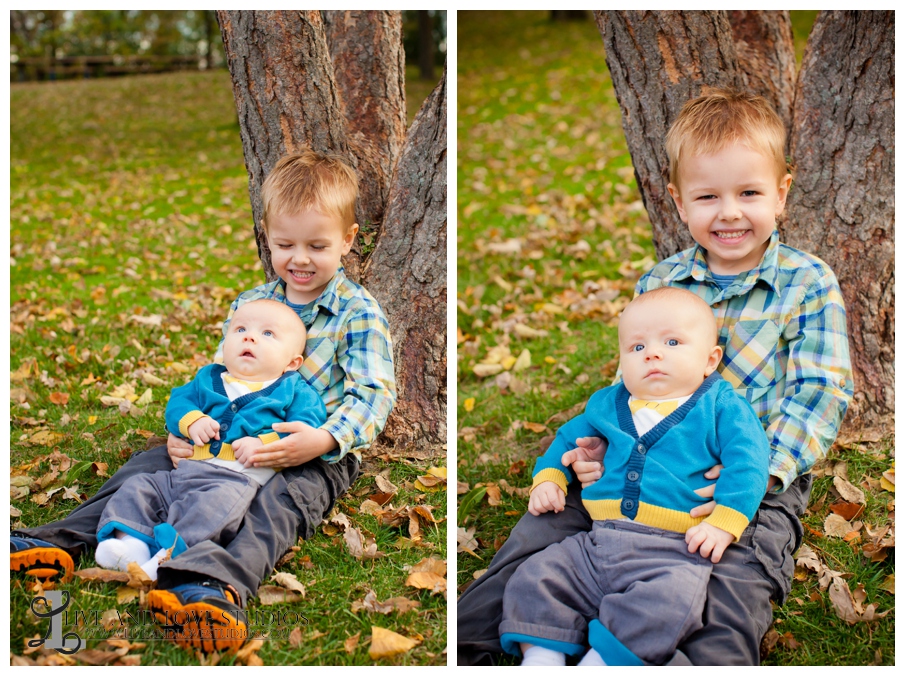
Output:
[352, 589, 422, 615]
[344, 526, 383, 560]
[49, 392, 70, 406]
[824, 513, 852, 538]
[522, 421, 548, 434]
[833, 476, 866, 504]
[457, 526, 480, 556]
[289, 627, 304, 648]
[359, 499, 382, 515]
[116, 586, 140, 604]
[829, 500, 864, 521]
[234, 638, 265, 666]
[270, 572, 306, 597]
[71, 649, 121, 665]
[405, 571, 446, 595]
[344, 632, 361, 653]
[368, 626, 419, 659]
[257, 585, 303, 606]
[485, 483, 502, 506]
[370, 491, 395, 506]
[457, 480, 470, 495]
[126, 562, 154, 589]
[75, 567, 130, 584]
[410, 557, 446, 577]
[375, 474, 398, 494]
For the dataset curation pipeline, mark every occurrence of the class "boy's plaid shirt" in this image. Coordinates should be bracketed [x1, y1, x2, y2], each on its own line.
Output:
[635, 231, 853, 492]
[214, 268, 396, 462]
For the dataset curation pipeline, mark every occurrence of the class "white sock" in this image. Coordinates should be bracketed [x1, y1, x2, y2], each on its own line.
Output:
[578, 648, 607, 666]
[95, 532, 152, 571]
[521, 645, 566, 667]
[138, 547, 170, 581]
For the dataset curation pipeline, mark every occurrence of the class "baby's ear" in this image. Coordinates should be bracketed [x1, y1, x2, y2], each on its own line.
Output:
[284, 355, 304, 373]
[704, 345, 723, 376]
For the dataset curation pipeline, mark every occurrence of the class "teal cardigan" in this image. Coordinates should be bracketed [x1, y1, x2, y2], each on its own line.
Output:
[531, 372, 769, 539]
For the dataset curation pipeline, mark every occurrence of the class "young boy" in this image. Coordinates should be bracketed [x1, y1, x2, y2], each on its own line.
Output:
[457, 89, 852, 665]
[12, 150, 396, 652]
[500, 288, 769, 666]
[94, 300, 325, 581]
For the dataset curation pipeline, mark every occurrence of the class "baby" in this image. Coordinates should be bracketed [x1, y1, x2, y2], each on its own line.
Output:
[500, 287, 770, 666]
[94, 299, 326, 579]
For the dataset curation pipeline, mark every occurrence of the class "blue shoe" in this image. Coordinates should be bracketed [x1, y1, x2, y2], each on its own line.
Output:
[10, 535, 74, 582]
[147, 579, 247, 653]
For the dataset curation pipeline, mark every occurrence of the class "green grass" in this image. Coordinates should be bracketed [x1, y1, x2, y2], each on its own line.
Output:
[456, 10, 893, 666]
[10, 69, 446, 666]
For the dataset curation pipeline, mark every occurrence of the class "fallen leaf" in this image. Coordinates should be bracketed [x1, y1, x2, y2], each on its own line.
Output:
[50, 392, 70, 406]
[344, 526, 383, 560]
[116, 586, 140, 604]
[344, 632, 361, 653]
[457, 481, 470, 495]
[135, 388, 153, 407]
[513, 349, 531, 372]
[257, 585, 303, 606]
[485, 483, 502, 506]
[473, 363, 503, 378]
[879, 574, 894, 594]
[125, 562, 153, 589]
[829, 500, 864, 521]
[409, 557, 446, 577]
[833, 476, 866, 504]
[352, 589, 421, 615]
[522, 422, 548, 434]
[375, 475, 398, 494]
[463, 397, 475, 412]
[405, 571, 446, 595]
[289, 627, 304, 648]
[270, 572, 306, 597]
[369, 626, 419, 659]
[824, 513, 853, 538]
[234, 638, 265, 665]
[457, 527, 480, 556]
[75, 568, 130, 584]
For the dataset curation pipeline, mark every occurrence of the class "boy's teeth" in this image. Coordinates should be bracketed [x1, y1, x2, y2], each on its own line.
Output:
[716, 231, 746, 239]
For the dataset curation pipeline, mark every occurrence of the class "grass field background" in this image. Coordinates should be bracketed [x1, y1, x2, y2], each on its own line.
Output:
[456, 11, 894, 666]
[10, 66, 446, 666]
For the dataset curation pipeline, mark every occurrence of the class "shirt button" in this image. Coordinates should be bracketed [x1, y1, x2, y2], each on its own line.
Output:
[627, 471, 639, 482]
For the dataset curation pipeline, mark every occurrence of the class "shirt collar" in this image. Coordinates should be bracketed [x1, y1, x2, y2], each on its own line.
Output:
[662, 230, 781, 293]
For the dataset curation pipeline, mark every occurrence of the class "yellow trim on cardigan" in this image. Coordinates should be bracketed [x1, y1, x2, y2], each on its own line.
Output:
[531, 468, 570, 495]
[259, 432, 280, 445]
[188, 443, 238, 462]
[704, 504, 750, 540]
[583, 499, 748, 540]
[179, 410, 209, 438]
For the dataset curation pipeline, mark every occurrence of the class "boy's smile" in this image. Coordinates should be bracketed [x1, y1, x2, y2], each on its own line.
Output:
[267, 209, 358, 305]
[668, 143, 792, 276]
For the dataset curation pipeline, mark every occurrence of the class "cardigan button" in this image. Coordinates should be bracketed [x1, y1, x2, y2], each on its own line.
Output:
[627, 471, 639, 482]
[637, 444, 646, 454]
[623, 499, 635, 511]
[231, 404, 238, 412]
[220, 423, 230, 432]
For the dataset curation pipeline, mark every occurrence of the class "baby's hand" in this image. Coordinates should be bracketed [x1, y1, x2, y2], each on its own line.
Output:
[685, 521, 735, 563]
[232, 436, 264, 467]
[187, 417, 220, 446]
[528, 481, 566, 516]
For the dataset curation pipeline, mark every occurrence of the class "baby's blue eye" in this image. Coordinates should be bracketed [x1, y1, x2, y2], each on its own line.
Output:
[236, 326, 246, 333]
[667, 339, 679, 346]
[632, 344, 644, 352]
[263, 330, 274, 337]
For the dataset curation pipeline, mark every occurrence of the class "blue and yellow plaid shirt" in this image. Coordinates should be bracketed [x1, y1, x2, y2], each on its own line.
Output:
[631, 231, 853, 492]
[215, 268, 396, 463]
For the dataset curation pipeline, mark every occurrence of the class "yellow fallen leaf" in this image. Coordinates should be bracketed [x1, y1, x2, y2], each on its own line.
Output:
[405, 571, 446, 594]
[523, 422, 548, 434]
[501, 355, 517, 370]
[369, 626, 419, 659]
[88, 416, 98, 425]
[544, 356, 557, 364]
[409, 557, 446, 577]
[473, 363, 503, 378]
[463, 397, 475, 412]
[135, 388, 153, 407]
[513, 349, 531, 372]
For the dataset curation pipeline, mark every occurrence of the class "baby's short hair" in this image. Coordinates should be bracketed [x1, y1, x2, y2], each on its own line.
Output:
[261, 150, 358, 234]
[624, 287, 718, 346]
[665, 88, 788, 187]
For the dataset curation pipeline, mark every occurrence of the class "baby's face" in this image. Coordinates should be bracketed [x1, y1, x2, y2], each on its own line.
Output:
[618, 300, 722, 401]
[221, 304, 305, 382]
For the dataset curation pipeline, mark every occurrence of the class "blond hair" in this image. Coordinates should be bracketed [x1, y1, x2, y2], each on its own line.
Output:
[666, 88, 788, 187]
[261, 150, 358, 233]
[623, 287, 717, 346]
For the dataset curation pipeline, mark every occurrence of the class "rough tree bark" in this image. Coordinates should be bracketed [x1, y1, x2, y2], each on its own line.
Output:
[781, 11, 894, 442]
[218, 10, 447, 454]
[595, 11, 742, 258]
[595, 10, 894, 441]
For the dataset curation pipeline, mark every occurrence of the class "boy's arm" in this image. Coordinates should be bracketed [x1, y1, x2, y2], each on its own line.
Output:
[258, 381, 328, 445]
[706, 389, 771, 540]
[319, 305, 396, 461]
[765, 272, 853, 492]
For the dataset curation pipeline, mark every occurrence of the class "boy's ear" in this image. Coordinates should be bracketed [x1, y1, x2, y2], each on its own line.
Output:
[342, 223, 359, 255]
[775, 173, 793, 216]
[667, 183, 688, 222]
[704, 345, 723, 376]
[284, 355, 304, 373]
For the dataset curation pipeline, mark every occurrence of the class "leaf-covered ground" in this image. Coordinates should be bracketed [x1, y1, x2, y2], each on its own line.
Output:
[456, 10, 894, 666]
[10, 67, 446, 666]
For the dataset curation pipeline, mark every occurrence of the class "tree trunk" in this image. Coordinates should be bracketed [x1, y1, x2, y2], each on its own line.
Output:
[362, 67, 447, 452]
[217, 11, 447, 454]
[782, 11, 894, 442]
[321, 10, 407, 279]
[727, 11, 796, 137]
[595, 11, 743, 259]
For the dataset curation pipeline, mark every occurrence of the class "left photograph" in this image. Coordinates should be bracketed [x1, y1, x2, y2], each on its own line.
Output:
[10, 10, 447, 666]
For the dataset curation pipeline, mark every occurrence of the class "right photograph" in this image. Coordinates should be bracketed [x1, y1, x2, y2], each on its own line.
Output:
[456, 10, 894, 667]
